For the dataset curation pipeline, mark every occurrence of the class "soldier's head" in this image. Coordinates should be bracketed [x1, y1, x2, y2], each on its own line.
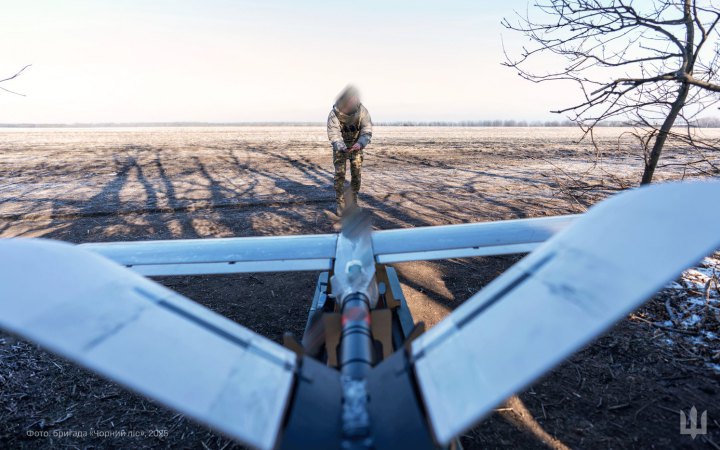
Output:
[335, 85, 360, 115]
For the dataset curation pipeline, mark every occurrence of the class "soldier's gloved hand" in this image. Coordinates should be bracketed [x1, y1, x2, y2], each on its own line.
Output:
[350, 143, 362, 152]
[333, 142, 348, 153]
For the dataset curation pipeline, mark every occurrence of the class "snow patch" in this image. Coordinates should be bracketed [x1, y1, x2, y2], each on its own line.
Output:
[655, 254, 720, 372]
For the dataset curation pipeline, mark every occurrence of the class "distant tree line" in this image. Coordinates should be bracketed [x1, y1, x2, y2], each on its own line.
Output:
[3, 118, 720, 128]
[376, 120, 580, 127]
[375, 118, 720, 128]
[0, 122, 325, 128]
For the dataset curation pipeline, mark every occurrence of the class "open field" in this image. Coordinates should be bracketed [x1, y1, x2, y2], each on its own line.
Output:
[0, 126, 719, 449]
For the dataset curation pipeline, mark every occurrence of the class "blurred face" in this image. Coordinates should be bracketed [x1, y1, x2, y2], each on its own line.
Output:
[339, 95, 359, 114]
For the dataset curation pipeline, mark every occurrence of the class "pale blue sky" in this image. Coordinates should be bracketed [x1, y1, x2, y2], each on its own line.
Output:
[1, 1, 580, 123]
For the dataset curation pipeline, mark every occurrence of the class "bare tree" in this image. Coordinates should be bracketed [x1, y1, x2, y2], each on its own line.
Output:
[503, 0, 720, 184]
[0, 64, 31, 97]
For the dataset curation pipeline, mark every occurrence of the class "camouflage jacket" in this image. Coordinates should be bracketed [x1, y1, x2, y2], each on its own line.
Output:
[327, 104, 372, 151]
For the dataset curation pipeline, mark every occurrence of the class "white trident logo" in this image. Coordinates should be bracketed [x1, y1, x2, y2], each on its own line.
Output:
[680, 406, 707, 439]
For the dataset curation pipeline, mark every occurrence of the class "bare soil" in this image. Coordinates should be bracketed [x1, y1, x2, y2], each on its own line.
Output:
[0, 126, 718, 449]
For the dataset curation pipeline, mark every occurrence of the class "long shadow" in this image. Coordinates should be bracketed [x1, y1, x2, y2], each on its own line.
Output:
[0, 131, 565, 320]
[374, 151, 547, 186]
[0, 146, 205, 241]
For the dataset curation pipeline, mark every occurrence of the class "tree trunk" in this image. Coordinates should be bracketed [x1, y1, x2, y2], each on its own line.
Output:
[640, 81, 690, 185]
[641, 0, 694, 186]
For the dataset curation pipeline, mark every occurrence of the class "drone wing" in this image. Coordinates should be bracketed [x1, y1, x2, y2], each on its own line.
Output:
[372, 215, 577, 263]
[80, 233, 338, 276]
[0, 239, 296, 450]
[411, 181, 720, 445]
[80, 216, 577, 276]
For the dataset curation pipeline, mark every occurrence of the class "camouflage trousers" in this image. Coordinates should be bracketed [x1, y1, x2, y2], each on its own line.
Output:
[333, 149, 363, 211]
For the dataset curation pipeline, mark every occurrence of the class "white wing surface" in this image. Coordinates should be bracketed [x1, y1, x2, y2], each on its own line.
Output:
[372, 215, 577, 263]
[80, 216, 577, 276]
[0, 239, 296, 450]
[411, 181, 720, 445]
[80, 234, 338, 276]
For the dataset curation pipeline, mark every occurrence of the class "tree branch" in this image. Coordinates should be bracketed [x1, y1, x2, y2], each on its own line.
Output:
[0, 64, 32, 96]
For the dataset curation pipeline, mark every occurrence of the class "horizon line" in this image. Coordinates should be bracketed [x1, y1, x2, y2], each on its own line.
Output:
[4, 119, 715, 128]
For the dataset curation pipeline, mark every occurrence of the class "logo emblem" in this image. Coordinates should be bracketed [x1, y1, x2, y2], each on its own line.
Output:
[680, 406, 707, 439]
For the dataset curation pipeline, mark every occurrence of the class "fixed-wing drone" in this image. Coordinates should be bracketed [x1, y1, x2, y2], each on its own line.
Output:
[1, 181, 719, 449]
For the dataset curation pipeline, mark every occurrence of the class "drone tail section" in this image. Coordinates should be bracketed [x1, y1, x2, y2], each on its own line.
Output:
[411, 181, 720, 445]
[0, 238, 297, 450]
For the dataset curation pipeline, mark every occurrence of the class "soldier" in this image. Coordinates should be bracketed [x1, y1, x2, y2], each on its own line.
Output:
[327, 85, 372, 215]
